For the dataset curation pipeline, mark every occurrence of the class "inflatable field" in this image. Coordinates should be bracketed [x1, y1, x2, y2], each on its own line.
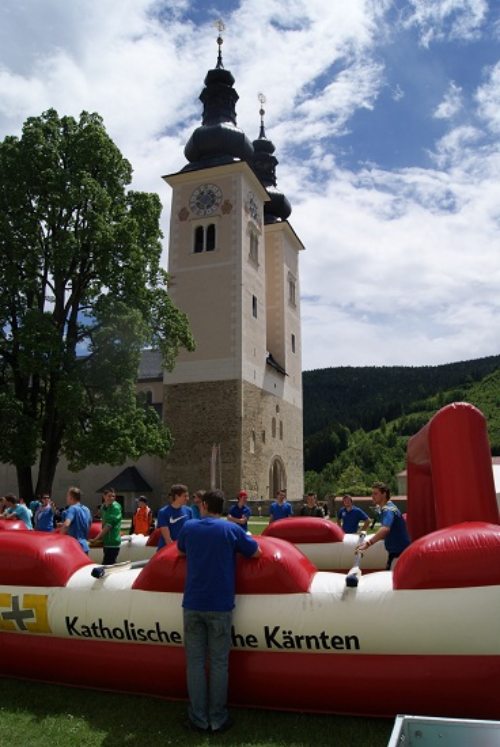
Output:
[0, 402, 499, 719]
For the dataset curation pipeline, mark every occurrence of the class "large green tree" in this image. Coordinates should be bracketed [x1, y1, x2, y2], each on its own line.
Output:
[0, 109, 194, 500]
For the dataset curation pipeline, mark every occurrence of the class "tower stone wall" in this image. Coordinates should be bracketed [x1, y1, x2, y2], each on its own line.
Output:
[163, 380, 242, 494]
[240, 380, 303, 501]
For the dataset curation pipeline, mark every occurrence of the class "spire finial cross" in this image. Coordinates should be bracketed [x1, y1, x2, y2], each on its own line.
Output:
[258, 92, 267, 138]
[213, 19, 225, 69]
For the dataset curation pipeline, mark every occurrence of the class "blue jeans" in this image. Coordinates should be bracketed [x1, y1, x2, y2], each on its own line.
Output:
[183, 609, 232, 730]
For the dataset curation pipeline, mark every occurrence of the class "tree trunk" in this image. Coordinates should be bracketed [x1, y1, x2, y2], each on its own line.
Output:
[16, 464, 34, 502]
[36, 430, 62, 497]
[35, 380, 63, 498]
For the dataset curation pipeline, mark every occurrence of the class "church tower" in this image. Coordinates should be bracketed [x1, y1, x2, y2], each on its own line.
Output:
[162, 30, 304, 501]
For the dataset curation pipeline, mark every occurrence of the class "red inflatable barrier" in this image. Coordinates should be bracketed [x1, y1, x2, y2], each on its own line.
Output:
[262, 517, 344, 544]
[393, 522, 500, 590]
[133, 537, 316, 594]
[407, 402, 499, 539]
[88, 522, 102, 540]
[0, 524, 500, 718]
[0, 519, 27, 532]
[146, 526, 161, 546]
[0, 532, 92, 586]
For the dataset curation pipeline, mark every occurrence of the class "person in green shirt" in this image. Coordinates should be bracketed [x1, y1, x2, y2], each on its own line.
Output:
[90, 488, 122, 565]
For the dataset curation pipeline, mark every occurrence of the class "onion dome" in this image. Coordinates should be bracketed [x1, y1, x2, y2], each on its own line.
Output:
[252, 94, 291, 223]
[183, 25, 254, 171]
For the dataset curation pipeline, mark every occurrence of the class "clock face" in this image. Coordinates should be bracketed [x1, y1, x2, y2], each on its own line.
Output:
[189, 184, 223, 216]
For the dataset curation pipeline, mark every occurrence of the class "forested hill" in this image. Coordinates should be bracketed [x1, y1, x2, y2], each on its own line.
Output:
[303, 354, 500, 436]
[302, 355, 500, 492]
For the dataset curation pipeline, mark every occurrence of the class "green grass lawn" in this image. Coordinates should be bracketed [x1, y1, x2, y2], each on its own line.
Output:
[0, 677, 393, 746]
[248, 518, 270, 535]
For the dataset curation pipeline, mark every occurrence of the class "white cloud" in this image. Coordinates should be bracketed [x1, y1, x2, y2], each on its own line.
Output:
[432, 125, 482, 167]
[293, 131, 500, 367]
[434, 81, 463, 119]
[475, 61, 500, 133]
[0, 0, 498, 370]
[402, 0, 488, 47]
[392, 84, 405, 101]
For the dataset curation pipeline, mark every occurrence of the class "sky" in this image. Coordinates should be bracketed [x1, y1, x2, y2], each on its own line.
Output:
[0, 0, 499, 370]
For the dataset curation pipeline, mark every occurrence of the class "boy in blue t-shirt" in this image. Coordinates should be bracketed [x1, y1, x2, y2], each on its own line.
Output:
[60, 486, 92, 553]
[177, 489, 261, 734]
[269, 490, 293, 523]
[358, 482, 410, 569]
[337, 494, 370, 533]
[34, 494, 55, 531]
[157, 484, 192, 549]
[3, 495, 33, 529]
[227, 490, 252, 531]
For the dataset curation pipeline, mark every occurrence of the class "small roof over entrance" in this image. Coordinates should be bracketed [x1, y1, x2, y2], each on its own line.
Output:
[97, 467, 152, 494]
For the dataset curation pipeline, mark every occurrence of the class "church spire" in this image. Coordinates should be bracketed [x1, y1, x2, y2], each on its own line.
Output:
[252, 94, 291, 223]
[215, 19, 224, 69]
[183, 21, 254, 171]
[258, 92, 266, 139]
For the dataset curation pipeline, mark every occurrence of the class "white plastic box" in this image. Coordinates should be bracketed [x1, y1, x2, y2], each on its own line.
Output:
[388, 715, 500, 746]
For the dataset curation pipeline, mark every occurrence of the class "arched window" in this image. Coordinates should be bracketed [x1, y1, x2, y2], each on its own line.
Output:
[249, 232, 258, 264]
[279, 420, 283, 440]
[194, 226, 204, 253]
[206, 223, 216, 251]
[272, 417, 276, 438]
[250, 430, 256, 454]
[269, 456, 286, 500]
[193, 224, 216, 253]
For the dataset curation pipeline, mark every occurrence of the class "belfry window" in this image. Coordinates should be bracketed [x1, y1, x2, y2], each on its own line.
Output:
[206, 224, 216, 251]
[194, 226, 204, 253]
[193, 224, 216, 253]
[249, 232, 259, 264]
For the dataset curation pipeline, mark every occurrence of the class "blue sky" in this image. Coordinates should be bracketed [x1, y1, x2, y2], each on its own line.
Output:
[0, 0, 499, 369]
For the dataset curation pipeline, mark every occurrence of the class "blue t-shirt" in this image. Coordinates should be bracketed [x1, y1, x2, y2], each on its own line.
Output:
[157, 504, 193, 549]
[190, 504, 201, 520]
[381, 501, 411, 555]
[178, 517, 259, 611]
[35, 505, 54, 532]
[337, 506, 369, 533]
[228, 503, 252, 526]
[269, 501, 293, 521]
[29, 499, 41, 515]
[65, 503, 92, 552]
[11, 504, 33, 529]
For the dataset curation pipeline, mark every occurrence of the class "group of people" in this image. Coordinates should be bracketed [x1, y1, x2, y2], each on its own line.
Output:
[0, 487, 124, 564]
[0, 479, 409, 734]
[296, 487, 410, 570]
[0, 493, 35, 528]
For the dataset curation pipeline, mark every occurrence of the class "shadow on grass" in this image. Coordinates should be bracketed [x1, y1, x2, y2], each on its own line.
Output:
[0, 677, 393, 747]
